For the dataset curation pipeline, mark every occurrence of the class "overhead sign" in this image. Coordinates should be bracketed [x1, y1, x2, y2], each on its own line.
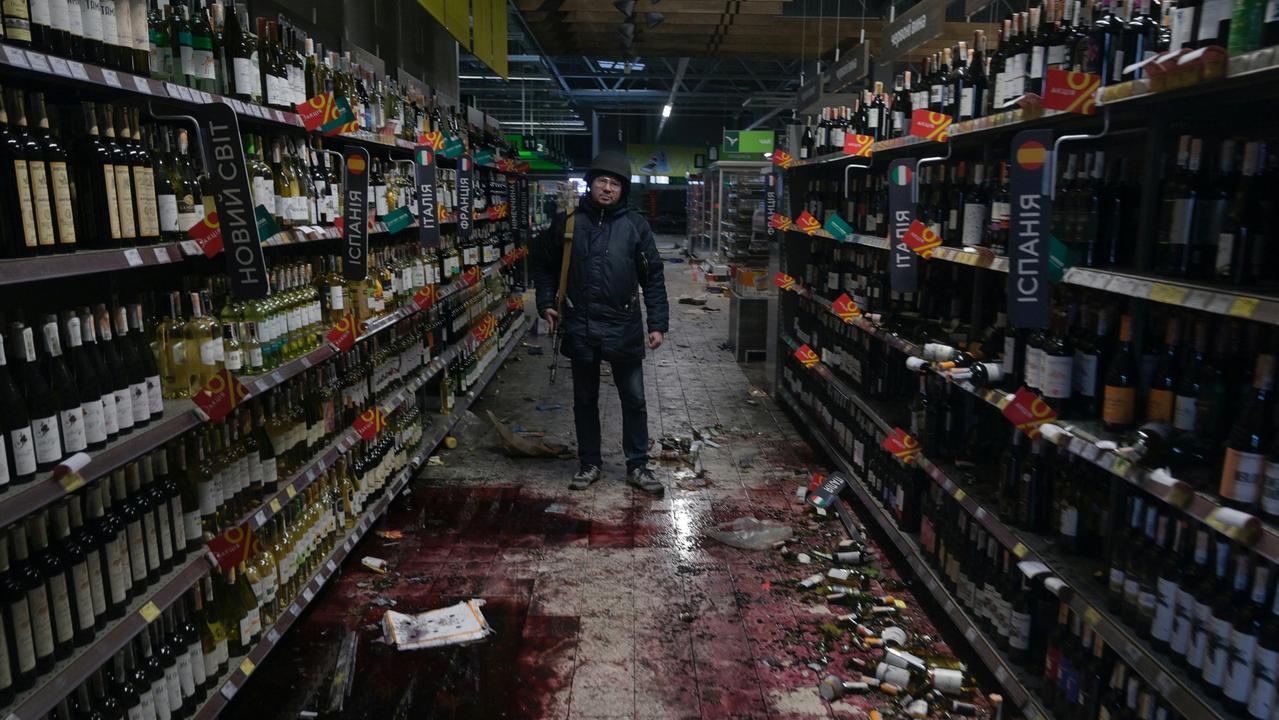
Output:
[828, 44, 872, 93]
[722, 130, 775, 159]
[796, 76, 823, 112]
[191, 102, 270, 299]
[887, 159, 917, 294]
[881, 0, 945, 65]
[342, 146, 371, 281]
[1007, 130, 1053, 328]
[415, 145, 441, 249]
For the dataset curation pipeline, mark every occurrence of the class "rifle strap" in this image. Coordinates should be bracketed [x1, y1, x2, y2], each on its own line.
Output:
[554, 210, 576, 312]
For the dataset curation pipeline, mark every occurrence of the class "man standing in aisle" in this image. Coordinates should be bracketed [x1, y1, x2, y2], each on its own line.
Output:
[532, 150, 670, 496]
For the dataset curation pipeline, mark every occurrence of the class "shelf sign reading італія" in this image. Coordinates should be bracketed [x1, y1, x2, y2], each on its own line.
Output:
[457, 156, 474, 244]
[342, 146, 371, 282]
[888, 159, 917, 294]
[1007, 130, 1053, 328]
[190, 102, 269, 299]
[415, 146, 440, 249]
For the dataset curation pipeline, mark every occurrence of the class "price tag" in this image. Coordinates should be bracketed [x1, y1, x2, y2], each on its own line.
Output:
[139, 601, 161, 623]
[220, 683, 238, 700]
[1013, 542, 1029, 558]
[1083, 606, 1101, 626]
[953, 488, 967, 502]
[974, 507, 987, 521]
[1184, 289, 1213, 310]
[67, 60, 88, 80]
[326, 559, 337, 573]
[286, 484, 298, 498]
[1148, 282, 1189, 305]
[269, 499, 282, 513]
[271, 370, 284, 385]
[1111, 456, 1134, 478]
[344, 538, 354, 552]
[253, 510, 266, 527]
[3, 46, 30, 68]
[266, 628, 280, 644]
[133, 76, 152, 94]
[101, 69, 121, 87]
[1228, 296, 1260, 318]
[995, 666, 1009, 684]
[964, 626, 978, 642]
[24, 51, 51, 74]
[239, 658, 256, 676]
[304, 468, 316, 484]
[302, 587, 315, 602]
[300, 355, 312, 368]
[180, 240, 201, 256]
[153, 246, 172, 263]
[47, 56, 69, 76]
[1206, 293, 1234, 315]
[123, 248, 144, 266]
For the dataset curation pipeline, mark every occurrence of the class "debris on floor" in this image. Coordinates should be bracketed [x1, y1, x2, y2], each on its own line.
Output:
[375, 530, 404, 541]
[704, 516, 792, 550]
[380, 599, 495, 651]
[361, 557, 389, 574]
[324, 632, 359, 715]
[534, 402, 563, 411]
[677, 295, 708, 305]
[487, 411, 572, 458]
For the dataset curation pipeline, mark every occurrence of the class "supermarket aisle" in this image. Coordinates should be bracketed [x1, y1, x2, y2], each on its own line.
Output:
[224, 250, 932, 719]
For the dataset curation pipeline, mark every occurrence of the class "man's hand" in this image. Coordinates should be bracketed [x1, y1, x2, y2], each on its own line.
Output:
[543, 308, 559, 334]
[647, 331, 664, 350]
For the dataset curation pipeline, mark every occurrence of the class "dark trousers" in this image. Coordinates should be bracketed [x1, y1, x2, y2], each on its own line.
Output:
[571, 353, 649, 471]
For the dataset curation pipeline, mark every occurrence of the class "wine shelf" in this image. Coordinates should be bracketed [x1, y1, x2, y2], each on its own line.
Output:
[5, 552, 215, 720]
[789, 294, 1279, 565]
[190, 315, 530, 720]
[0, 256, 516, 545]
[0, 242, 190, 287]
[775, 386, 1053, 720]
[777, 342, 1232, 720]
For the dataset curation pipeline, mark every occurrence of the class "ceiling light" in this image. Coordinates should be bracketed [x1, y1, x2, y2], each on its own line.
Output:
[662, 103, 672, 118]
[613, 0, 635, 15]
[645, 11, 664, 27]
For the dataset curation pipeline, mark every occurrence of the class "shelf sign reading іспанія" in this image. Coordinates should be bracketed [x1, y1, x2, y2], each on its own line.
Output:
[1007, 130, 1053, 328]
[342, 146, 371, 282]
[887, 159, 917, 294]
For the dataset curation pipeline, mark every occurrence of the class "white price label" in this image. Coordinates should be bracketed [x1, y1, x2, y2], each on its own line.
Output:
[180, 240, 201, 255]
[302, 587, 315, 602]
[326, 559, 337, 573]
[47, 56, 69, 76]
[101, 69, 121, 87]
[133, 76, 152, 94]
[220, 682, 238, 700]
[153, 246, 172, 263]
[67, 61, 88, 80]
[1205, 294, 1234, 315]
[25, 51, 51, 74]
[300, 355, 312, 368]
[1184, 289, 1213, 310]
[123, 248, 144, 266]
[253, 510, 266, 527]
[344, 539, 353, 552]
[964, 626, 978, 642]
[266, 628, 280, 644]
[3, 46, 30, 67]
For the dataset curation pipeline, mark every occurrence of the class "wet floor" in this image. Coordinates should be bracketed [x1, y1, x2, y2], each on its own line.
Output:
[224, 244, 974, 720]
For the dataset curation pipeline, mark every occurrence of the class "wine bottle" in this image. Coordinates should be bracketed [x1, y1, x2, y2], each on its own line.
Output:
[1220, 353, 1272, 509]
[85, 478, 129, 618]
[128, 303, 164, 419]
[66, 493, 107, 632]
[1224, 562, 1269, 712]
[1102, 314, 1137, 432]
[11, 324, 63, 472]
[28, 511, 75, 660]
[1145, 317, 1180, 423]
[78, 307, 120, 442]
[10, 522, 55, 673]
[39, 315, 86, 458]
[105, 304, 149, 429]
[0, 325, 37, 488]
[61, 314, 108, 454]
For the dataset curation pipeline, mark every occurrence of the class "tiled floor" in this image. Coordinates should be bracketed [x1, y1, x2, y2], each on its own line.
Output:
[225, 245, 962, 719]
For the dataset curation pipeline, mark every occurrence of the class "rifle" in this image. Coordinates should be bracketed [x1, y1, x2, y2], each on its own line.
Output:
[549, 184, 578, 384]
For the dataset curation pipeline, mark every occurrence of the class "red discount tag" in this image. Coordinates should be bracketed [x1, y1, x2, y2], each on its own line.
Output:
[506, 296, 524, 312]
[1001, 386, 1059, 439]
[412, 285, 437, 312]
[1041, 69, 1101, 115]
[831, 293, 863, 322]
[352, 408, 388, 440]
[192, 368, 250, 424]
[843, 134, 875, 157]
[769, 213, 793, 231]
[188, 211, 222, 257]
[794, 343, 819, 368]
[807, 471, 827, 493]
[208, 524, 255, 572]
[462, 266, 482, 287]
[909, 109, 953, 142]
[472, 313, 498, 343]
[419, 130, 445, 150]
[295, 91, 342, 132]
[325, 314, 357, 352]
[771, 149, 798, 168]
[794, 211, 822, 235]
[903, 220, 943, 258]
[882, 427, 921, 464]
[774, 272, 797, 291]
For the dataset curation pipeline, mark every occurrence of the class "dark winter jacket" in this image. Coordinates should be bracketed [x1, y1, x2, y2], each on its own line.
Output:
[532, 196, 669, 362]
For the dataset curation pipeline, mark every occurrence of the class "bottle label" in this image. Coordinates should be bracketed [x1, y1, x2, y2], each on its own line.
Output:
[115, 386, 134, 430]
[1198, 0, 1231, 41]
[49, 161, 77, 246]
[183, 508, 201, 542]
[176, 648, 196, 697]
[1224, 628, 1257, 701]
[28, 587, 53, 658]
[1025, 346, 1043, 390]
[48, 574, 73, 643]
[9, 596, 35, 672]
[1041, 354, 1073, 399]
[233, 57, 261, 99]
[1204, 615, 1233, 686]
[13, 160, 37, 249]
[85, 548, 106, 616]
[1146, 388, 1174, 423]
[1048, 45, 1067, 66]
[29, 160, 56, 247]
[10, 426, 36, 476]
[1152, 577, 1177, 641]
[1108, 566, 1125, 596]
[1009, 609, 1032, 650]
[126, 522, 147, 581]
[82, 399, 107, 445]
[1031, 46, 1046, 79]
[1102, 385, 1135, 426]
[961, 203, 987, 246]
[892, 111, 906, 132]
[1189, 602, 1212, 667]
[32, 414, 62, 464]
[158, 193, 179, 232]
[1059, 506, 1078, 537]
[113, 164, 136, 238]
[99, 390, 118, 436]
[130, 381, 148, 422]
[1169, 197, 1194, 245]
[960, 88, 974, 118]
[199, 339, 219, 366]
[1249, 646, 1278, 718]
[134, 168, 159, 237]
[1220, 448, 1264, 503]
[163, 663, 182, 711]
[1173, 393, 1198, 432]
[147, 375, 162, 414]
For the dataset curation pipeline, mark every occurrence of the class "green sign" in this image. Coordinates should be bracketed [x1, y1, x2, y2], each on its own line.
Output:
[824, 214, 853, 241]
[254, 204, 281, 242]
[383, 206, 414, 234]
[441, 137, 466, 159]
[474, 150, 494, 166]
[722, 130, 775, 158]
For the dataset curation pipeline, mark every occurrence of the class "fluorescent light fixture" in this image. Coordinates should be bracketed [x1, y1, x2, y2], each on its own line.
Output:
[662, 103, 672, 117]
[459, 75, 553, 82]
[597, 59, 645, 71]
